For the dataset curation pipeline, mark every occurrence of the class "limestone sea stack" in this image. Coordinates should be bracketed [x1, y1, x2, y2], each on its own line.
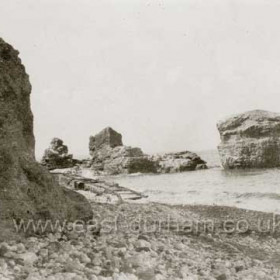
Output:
[90, 126, 123, 151]
[89, 127, 207, 175]
[41, 138, 77, 170]
[217, 110, 280, 169]
[0, 38, 92, 238]
[89, 127, 157, 175]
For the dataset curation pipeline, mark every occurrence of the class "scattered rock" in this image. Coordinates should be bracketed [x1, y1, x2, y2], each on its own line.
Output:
[217, 110, 280, 169]
[216, 274, 227, 280]
[18, 252, 38, 266]
[0, 203, 280, 279]
[0, 244, 9, 257]
[136, 267, 156, 280]
[134, 240, 151, 252]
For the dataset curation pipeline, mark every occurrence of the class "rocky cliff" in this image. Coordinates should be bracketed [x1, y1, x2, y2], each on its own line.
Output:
[41, 138, 77, 170]
[0, 38, 92, 238]
[217, 110, 280, 169]
[89, 127, 207, 175]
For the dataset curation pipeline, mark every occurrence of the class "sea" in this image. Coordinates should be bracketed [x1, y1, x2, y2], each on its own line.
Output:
[82, 150, 280, 214]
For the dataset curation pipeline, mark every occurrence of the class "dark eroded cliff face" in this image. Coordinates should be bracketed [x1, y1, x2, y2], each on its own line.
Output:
[217, 110, 280, 169]
[0, 38, 92, 239]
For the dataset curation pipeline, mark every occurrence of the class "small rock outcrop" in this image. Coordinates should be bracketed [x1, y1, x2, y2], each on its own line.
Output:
[41, 138, 76, 170]
[151, 151, 207, 173]
[89, 127, 207, 175]
[0, 38, 92, 238]
[217, 110, 280, 169]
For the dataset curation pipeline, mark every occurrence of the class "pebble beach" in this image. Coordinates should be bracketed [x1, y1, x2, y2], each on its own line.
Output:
[1, 201, 280, 280]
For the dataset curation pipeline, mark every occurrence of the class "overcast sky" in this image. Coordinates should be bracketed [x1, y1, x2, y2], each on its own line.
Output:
[1, 0, 280, 158]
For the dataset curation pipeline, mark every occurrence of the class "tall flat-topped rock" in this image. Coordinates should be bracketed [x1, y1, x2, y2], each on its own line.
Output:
[89, 127, 156, 174]
[89, 127, 123, 155]
[217, 110, 280, 169]
[0, 38, 92, 238]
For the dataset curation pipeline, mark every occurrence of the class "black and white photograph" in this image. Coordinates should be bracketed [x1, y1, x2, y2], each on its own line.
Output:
[0, 0, 280, 279]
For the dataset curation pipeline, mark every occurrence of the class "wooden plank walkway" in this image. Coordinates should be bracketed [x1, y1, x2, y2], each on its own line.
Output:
[51, 172, 148, 203]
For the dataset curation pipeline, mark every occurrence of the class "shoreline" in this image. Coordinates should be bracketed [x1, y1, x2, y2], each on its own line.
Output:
[2, 171, 279, 279]
[55, 167, 280, 215]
